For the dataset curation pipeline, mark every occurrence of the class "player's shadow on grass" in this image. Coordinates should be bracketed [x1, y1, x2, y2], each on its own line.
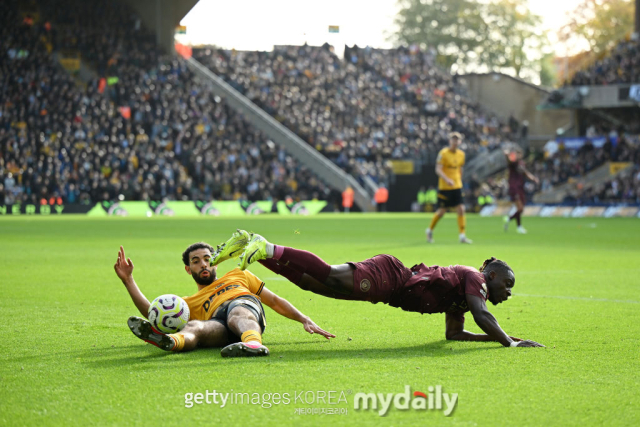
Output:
[272, 340, 495, 361]
[78, 344, 192, 369]
[80, 339, 497, 370]
[258, 339, 331, 346]
[8, 343, 148, 363]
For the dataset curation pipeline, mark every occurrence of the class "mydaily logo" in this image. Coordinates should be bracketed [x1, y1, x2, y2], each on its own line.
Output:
[354, 385, 458, 416]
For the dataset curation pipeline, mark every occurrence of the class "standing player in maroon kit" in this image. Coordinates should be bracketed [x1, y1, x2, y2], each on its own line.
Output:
[217, 232, 544, 348]
[503, 147, 538, 234]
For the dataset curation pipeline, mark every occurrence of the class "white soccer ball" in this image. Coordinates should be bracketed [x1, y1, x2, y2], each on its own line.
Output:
[148, 294, 190, 334]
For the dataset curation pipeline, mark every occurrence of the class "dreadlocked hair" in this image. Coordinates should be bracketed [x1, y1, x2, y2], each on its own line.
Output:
[479, 257, 513, 275]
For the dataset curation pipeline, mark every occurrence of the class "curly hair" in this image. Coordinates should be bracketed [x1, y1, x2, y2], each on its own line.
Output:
[182, 242, 214, 266]
[479, 257, 513, 276]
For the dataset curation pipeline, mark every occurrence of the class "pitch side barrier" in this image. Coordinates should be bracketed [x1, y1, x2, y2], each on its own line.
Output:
[0, 200, 330, 217]
[185, 57, 376, 212]
[479, 204, 640, 218]
[2, 201, 638, 218]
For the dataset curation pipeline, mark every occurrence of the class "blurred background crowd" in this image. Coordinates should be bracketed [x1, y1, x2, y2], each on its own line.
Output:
[2, 0, 639, 210]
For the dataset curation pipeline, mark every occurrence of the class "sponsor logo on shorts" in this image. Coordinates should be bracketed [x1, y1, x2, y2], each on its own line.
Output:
[360, 279, 371, 292]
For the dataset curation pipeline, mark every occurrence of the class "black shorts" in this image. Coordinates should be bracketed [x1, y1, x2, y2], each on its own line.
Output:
[209, 295, 267, 343]
[437, 189, 463, 208]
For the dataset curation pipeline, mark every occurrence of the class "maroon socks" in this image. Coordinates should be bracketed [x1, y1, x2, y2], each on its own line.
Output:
[259, 258, 303, 285]
[509, 211, 522, 226]
[272, 246, 332, 283]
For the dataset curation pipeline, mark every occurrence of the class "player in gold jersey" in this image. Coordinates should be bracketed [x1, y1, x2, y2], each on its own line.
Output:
[114, 231, 334, 358]
[426, 132, 473, 244]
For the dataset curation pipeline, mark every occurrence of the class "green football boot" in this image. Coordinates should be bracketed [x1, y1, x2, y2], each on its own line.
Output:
[211, 229, 252, 266]
[237, 234, 268, 270]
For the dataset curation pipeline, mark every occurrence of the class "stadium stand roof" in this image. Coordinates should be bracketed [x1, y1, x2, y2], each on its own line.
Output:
[127, 0, 198, 53]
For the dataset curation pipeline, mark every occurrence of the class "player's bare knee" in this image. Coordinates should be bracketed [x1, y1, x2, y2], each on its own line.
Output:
[227, 306, 257, 325]
[195, 321, 227, 346]
[182, 320, 204, 333]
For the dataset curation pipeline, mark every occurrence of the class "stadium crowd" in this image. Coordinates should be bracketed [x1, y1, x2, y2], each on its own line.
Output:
[569, 36, 640, 86]
[4, 0, 639, 210]
[570, 165, 640, 204]
[569, 135, 640, 204]
[194, 44, 517, 185]
[477, 134, 640, 204]
[1, 0, 328, 206]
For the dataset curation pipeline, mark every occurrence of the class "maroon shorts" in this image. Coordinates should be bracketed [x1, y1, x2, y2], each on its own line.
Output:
[347, 255, 413, 304]
[509, 187, 526, 203]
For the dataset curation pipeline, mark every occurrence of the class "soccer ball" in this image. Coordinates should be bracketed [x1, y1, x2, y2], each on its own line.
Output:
[148, 294, 190, 334]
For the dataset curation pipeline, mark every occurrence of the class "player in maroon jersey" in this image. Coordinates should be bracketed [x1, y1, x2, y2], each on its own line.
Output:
[503, 147, 539, 234]
[231, 232, 544, 348]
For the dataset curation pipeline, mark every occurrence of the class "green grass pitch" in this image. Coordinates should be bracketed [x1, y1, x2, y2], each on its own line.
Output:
[1, 214, 639, 426]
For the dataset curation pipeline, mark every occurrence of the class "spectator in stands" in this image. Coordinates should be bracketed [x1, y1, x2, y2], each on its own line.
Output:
[569, 36, 640, 86]
[0, 0, 328, 206]
[193, 44, 513, 187]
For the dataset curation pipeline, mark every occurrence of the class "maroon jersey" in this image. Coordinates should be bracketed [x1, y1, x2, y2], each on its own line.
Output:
[508, 160, 525, 191]
[387, 264, 488, 322]
[348, 255, 413, 304]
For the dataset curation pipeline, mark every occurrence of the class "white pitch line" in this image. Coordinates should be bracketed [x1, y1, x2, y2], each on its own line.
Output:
[514, 293, 640, 304]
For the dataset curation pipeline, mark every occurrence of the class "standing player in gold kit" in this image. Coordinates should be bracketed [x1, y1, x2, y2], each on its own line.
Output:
[426, 132, 473, 244]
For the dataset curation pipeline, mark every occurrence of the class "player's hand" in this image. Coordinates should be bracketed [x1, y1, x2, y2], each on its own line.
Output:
[533, 177, 540, 185]
[515, 340, 545, 347]
[302, 317, 335, 339]
[446, 178, 455, 187]
[114, 245, 134, 284]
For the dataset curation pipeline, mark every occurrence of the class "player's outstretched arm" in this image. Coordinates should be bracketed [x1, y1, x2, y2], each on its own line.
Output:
[114, 246, 150, 318]
[521, 165, 539, 185]
[259, 287, 335, 340]
[465, 295, 544, 347]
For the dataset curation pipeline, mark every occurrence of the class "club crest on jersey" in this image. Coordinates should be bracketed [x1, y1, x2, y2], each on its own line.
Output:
[360, 279, 371, 292]
[480, 283, 488, 298]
